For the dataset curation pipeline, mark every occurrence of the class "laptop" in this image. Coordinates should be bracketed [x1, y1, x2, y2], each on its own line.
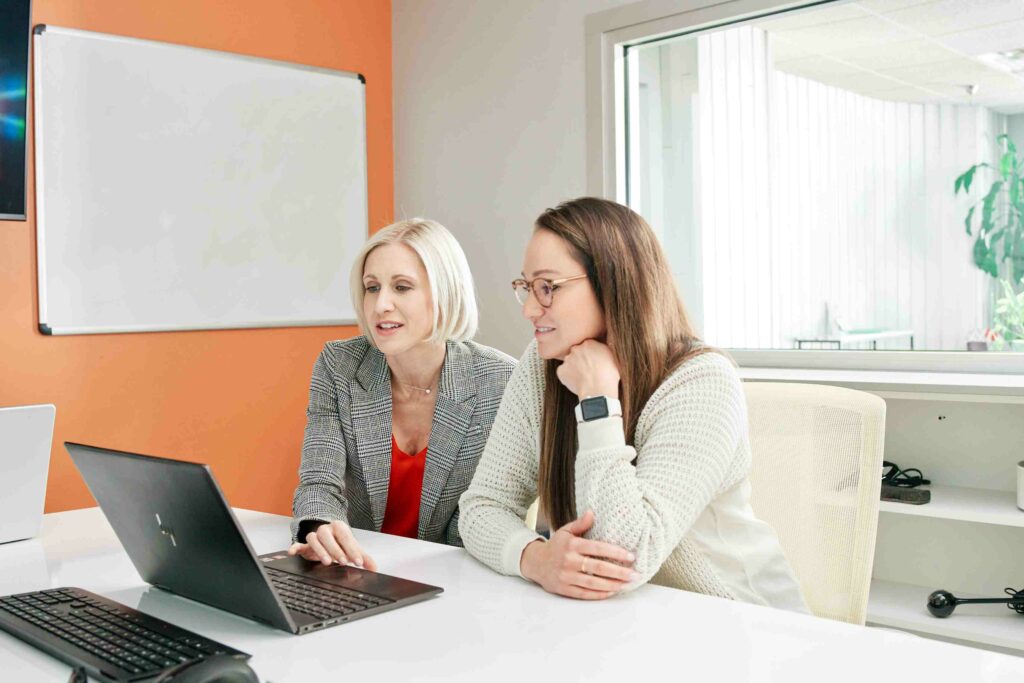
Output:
[65, 442, 442, 635]
[0, 405, 56, 544]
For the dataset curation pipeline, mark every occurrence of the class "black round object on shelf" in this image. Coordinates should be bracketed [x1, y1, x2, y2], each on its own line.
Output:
[926, 589, 957, 618]
[926, 588, 1024, 618]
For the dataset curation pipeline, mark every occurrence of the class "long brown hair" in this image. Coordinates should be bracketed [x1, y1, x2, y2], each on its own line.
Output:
[536, 197, 709, 529]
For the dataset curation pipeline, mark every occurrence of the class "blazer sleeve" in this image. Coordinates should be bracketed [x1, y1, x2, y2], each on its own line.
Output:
[458, 345, 544, 577]
[443, 508, 463, 548]
[291, 344, 350, 542]
[573, 354, 747, 588]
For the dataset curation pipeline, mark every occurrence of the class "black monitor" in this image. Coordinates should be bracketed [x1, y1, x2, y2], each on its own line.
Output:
[0, 0, 31, 221]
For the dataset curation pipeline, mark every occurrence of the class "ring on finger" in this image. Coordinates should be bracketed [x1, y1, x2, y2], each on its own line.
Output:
[580, 556, 590, 575]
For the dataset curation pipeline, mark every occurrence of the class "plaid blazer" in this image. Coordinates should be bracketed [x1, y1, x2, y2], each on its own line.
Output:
[291, 336, 516, 546]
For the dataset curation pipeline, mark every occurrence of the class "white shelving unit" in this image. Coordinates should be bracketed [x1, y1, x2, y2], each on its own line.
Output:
[868, 580, 1024, 653]
[879, 485, 1023, 528]
[740, 366, 1024, 655]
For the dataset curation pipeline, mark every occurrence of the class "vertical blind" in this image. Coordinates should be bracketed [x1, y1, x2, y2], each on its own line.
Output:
[637, 25, 1003, 350]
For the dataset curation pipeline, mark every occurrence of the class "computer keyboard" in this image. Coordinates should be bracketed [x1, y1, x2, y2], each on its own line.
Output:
[266, 568, 392, 621]
[0, 587, 248, 682]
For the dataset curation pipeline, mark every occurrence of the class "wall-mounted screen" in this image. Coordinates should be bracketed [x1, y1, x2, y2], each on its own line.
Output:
[0, 0, 31, 220]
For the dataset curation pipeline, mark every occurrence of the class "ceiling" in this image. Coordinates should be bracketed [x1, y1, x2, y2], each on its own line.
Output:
[754, 0, 1024, 114]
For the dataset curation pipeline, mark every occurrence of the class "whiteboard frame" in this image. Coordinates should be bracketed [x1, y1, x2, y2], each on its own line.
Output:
[33, 25, 367, 336]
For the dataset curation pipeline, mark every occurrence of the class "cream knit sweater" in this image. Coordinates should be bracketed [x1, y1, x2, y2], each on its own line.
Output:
[458, 341, 808, 612]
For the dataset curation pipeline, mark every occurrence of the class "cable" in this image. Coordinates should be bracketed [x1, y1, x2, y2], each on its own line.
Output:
[881, 460, 930, 488]
[1005, 587, 1024, 614]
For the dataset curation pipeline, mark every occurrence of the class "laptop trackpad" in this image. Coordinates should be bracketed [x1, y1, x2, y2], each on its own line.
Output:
[262, 554, 442, 601]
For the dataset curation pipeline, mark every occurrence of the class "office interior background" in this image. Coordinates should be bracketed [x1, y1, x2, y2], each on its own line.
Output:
[3, 0, 1024, 658]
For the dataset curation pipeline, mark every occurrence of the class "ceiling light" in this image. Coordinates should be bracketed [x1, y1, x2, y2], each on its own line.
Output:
[976, 50, 1024, 75]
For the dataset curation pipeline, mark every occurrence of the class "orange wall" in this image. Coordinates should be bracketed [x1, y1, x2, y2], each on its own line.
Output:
[0, 0, 392, 515]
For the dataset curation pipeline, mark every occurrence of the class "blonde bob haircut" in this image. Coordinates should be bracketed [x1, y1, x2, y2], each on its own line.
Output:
[350, 218, 479, 345]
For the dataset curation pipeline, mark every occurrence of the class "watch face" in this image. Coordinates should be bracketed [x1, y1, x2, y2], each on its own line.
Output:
[580, 396, 609, 421]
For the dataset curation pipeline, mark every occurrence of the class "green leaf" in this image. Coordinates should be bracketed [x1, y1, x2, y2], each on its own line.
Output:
[999, 133, 1017, 157]
[980, 180, 1003, 236]
[1014, 239, 1024, 284]
[963, 165, 978, 194]
[974, 237, 999, 278]
[1001, 151, 1014, 178]
[964, 204, 976, 235]
[999, 230, 1015, 264]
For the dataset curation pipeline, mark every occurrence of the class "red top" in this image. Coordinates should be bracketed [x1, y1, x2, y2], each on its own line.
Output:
[380, 435, 427, 539]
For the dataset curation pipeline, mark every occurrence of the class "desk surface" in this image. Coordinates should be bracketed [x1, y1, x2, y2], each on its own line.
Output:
[2, 508, 1023, 682]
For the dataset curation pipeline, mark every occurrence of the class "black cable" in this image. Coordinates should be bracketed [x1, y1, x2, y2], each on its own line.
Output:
[1005, 587, 1024, 614]
[881, 460, 931, 488]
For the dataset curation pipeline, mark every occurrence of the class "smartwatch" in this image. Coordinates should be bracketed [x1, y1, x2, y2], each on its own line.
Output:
[574, 396, 622, 423]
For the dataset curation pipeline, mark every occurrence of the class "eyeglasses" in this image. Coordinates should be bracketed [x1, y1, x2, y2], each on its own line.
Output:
[510, 274, 588, 307]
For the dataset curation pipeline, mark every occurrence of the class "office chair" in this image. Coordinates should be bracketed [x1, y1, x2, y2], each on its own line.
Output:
[743, 381, 886, 624]
[525, 499, 539, 532]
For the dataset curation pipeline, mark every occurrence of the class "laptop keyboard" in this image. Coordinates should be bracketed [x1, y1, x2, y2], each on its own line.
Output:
[0, 587, 247, 681]
[266, 568, 392, 621]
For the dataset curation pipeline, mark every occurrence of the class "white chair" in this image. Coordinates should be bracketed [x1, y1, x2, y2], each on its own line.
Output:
[525, 498, 539, 532]
[743, 381, 886, 624]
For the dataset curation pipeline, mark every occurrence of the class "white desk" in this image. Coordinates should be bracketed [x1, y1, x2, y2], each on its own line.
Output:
[2, 508, 1023, 682]
[794, 329, 915, 350]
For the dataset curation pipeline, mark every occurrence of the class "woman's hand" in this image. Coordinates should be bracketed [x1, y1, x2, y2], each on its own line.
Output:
[288, 520, 379, 571]
[556, 340, 620, 399]
[520, 510, 638, 600]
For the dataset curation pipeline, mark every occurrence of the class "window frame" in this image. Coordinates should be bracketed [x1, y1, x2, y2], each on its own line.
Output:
[584, 0, 1024, 375]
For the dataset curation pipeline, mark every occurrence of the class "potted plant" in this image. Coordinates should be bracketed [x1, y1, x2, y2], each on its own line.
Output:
[993, 278, 1024, 351]
[955, 134, 1024, 287]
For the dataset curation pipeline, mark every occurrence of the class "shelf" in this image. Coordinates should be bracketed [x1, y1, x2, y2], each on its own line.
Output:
[879, 485, 1024, 528]
[868, 579, 1024, 652]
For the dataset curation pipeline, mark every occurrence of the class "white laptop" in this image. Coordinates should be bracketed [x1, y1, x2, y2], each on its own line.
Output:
[0, 405, 56, 544]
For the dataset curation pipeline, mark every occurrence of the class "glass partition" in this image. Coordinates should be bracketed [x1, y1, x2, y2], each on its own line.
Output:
[625, 0, 1024, 352]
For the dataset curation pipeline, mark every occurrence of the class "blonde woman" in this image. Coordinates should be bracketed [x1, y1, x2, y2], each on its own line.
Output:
[459, 198, 806, 611]
[290, 219, 515, 569]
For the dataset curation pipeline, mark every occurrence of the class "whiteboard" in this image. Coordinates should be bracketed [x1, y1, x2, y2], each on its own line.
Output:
[33, 26, 366, 335]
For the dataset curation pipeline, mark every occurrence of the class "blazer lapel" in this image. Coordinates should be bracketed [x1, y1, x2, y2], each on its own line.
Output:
[349, 344, 392, 531]
[418, 341, 477, 539]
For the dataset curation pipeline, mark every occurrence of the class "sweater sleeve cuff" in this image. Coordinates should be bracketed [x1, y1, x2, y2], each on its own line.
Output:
[576, 416, 626, 453]
[502, 526, 545, 578]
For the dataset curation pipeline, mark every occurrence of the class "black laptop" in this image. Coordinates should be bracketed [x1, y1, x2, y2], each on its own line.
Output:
[65, 442, 442, 635]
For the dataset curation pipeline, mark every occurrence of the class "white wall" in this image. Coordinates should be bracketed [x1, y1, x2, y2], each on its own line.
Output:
[393, 0, 636, 356]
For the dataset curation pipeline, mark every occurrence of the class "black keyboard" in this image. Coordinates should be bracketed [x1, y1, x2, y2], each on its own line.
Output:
[266, 568, 392, 621]
[0, 587, 249, 682]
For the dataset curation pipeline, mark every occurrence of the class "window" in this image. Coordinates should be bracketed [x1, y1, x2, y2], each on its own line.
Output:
[589, 0, 1024, 370]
